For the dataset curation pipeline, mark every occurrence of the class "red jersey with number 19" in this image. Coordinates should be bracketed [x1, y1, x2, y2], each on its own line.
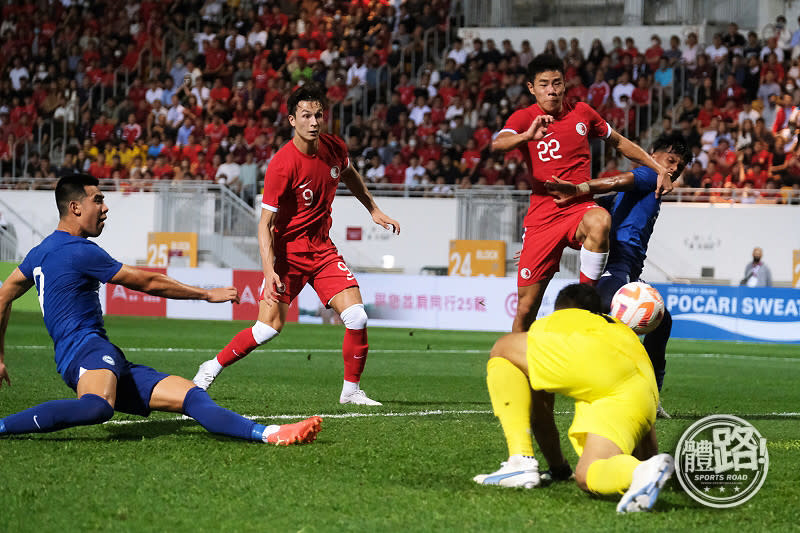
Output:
[501, 101, 611, 226]
[261, 133, 349, 254]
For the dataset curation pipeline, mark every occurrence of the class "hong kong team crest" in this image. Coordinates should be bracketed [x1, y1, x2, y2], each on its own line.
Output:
[575, 122, 587, 136]
[330, 166, 340, 179]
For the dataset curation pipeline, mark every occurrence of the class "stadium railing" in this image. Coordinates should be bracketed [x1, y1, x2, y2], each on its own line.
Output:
[2, 178, 798, 206]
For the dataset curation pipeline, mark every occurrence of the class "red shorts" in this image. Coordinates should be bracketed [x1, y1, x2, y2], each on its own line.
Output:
[518, 202, 602, 286]
[262, 246, 359, 305]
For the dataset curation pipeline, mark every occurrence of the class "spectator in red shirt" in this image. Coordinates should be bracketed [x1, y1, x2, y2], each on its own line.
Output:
[204, 37, 229, 78]
[122, 114, 142, 145]
[587, 69, 610, 109]
[91, 114, 114, 143]
[696, 99, 720, 129]
[209, 77, 231, 112]
[598, 157, 620, 178]
[204, 115, 229, 145]
[644, 35, 664, 71]
[384, 153, 408, 186]
[460, 138, 482, 170]
[152, 154, 175, 179]
[472, 117, 492, 151]
[716, 74, 745, 107]
[739, 161, 769, 189]
[416, 112, 437, 139]
[417, 135, 441, 165]
[127, 78, 147, 107]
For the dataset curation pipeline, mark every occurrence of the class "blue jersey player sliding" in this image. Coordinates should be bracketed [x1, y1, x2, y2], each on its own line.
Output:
[0, 174, 321, 445]
[545, 134, 690, 417]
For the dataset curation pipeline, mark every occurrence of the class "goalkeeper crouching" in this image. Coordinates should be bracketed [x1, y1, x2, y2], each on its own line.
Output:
[473, 284, 674, 513]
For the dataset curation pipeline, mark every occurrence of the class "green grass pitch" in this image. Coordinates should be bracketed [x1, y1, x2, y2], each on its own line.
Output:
[1, 311, 798, 532]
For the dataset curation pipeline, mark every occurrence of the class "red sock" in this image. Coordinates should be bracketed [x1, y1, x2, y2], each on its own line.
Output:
[342, 328, 368, 382]
[216, 328, 259, 367]
[579, 272, 598, 286]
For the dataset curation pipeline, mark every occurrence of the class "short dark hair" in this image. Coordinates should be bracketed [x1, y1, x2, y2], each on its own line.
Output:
[287, 84, 327, 116]
[651, 133, 692, 175]
[527, 54, 564, 81]
[55, 174, 98, 217]
[554, 283, 603, 313]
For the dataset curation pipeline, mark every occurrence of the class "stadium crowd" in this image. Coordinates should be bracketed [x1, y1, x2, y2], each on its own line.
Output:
[1, 1, 800, 204]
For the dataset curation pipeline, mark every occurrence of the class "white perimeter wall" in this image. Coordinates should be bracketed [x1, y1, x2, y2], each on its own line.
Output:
[3, 191, 799, 284]
[329, 196, 457, 275]
[1, 190, 156, 266]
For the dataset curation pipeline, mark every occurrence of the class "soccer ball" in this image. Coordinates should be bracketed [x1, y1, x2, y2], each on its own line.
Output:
[610, 282, 665, 334]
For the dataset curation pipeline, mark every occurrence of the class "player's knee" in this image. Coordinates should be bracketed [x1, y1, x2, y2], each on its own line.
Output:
[589, 209, 612, 237]
[79, 393, 115, 424]
[340, 303, 368, 330]
[573, 463, 591, 492]
[252, 320, 280, 344]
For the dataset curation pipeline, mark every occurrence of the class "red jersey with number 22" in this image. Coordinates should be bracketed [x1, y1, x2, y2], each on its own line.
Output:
[502, 102, 611, 226]
[261, 133, 349, 254]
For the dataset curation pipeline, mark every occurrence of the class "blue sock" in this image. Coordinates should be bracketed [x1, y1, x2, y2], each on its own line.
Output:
[0, 419, 6, 435]
[182, 387, 260, 441]
[0, 394, 114, 434]
[643, 309, 672, 391]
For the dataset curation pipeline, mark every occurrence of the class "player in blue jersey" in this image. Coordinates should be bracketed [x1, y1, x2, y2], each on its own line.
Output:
[0, 174, 321, 444]
[544, 134, 691, 417]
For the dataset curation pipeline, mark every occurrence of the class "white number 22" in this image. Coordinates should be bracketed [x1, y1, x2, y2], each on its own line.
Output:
[536, 139, 562, 162]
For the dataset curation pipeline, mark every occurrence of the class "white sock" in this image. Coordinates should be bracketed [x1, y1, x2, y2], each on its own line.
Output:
[252, 321, 279, 344]
[206, 357, 224, 374]
[260, 424, 281, 442]
[579, 247, 609, 281]
[341, 380, 360, 395]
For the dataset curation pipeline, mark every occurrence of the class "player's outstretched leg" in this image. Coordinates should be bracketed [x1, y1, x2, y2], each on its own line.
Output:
[193, 321, 279, 390]
[616, 454, 675, 513]
[0, 394, 114, 435]
[182, 386, 321, 445]
[474, 339, 541, 489]
[643, 310, 672, 418]
[338, 303, 381, 406]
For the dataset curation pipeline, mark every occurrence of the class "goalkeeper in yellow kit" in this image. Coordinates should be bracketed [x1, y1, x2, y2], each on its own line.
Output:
[473, 284, 674, 513]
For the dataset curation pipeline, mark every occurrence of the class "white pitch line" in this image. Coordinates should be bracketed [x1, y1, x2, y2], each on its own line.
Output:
[8, 345, 800, 362]
[102, 409, 800, 427]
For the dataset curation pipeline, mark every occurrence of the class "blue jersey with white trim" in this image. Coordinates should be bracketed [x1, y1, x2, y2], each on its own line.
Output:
[603, 166, 660, 277]
[18, 231, 122, 374]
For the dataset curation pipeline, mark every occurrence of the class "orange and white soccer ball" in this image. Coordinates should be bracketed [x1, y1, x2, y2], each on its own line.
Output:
[610, 281, 665, 334]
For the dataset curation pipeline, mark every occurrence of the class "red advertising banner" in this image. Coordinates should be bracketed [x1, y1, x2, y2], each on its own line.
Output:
[232, 269, 298, 322]
[106, 267, 167, 317]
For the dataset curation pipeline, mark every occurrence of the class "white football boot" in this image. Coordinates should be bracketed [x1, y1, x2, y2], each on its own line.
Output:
[339, 389, 382, 406]
[473, 455, 541, 488]
[617, 453, 675, 513]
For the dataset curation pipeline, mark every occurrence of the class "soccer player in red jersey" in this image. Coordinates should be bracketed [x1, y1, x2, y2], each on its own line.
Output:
[492, 54, 672, 332]
[194, 85, 400, 405]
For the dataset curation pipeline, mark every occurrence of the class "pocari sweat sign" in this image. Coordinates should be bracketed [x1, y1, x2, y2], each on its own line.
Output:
[653, 284, 800, 343]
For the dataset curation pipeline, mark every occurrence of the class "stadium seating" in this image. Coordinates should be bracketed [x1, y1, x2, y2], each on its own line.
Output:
[0, 1, 799, 205]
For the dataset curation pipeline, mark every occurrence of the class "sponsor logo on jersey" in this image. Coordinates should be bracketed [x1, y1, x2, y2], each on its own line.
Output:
[575, 122, 587, 136]
[102, 355, 116, 366]
[520, 268, 532, 280]
[330, 165, 340, 179]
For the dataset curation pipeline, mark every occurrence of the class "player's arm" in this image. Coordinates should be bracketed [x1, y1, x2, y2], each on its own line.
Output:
[0, 268, 35, 387]
[109, 266, 239, 303]
[257, 207, 284, 302]
[490, 114, 554, 153]
[340, 163, 400, 235]
[606, 130, 672, 197]
[544, 172, 635, 206]
[531, 390, 573, 479]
